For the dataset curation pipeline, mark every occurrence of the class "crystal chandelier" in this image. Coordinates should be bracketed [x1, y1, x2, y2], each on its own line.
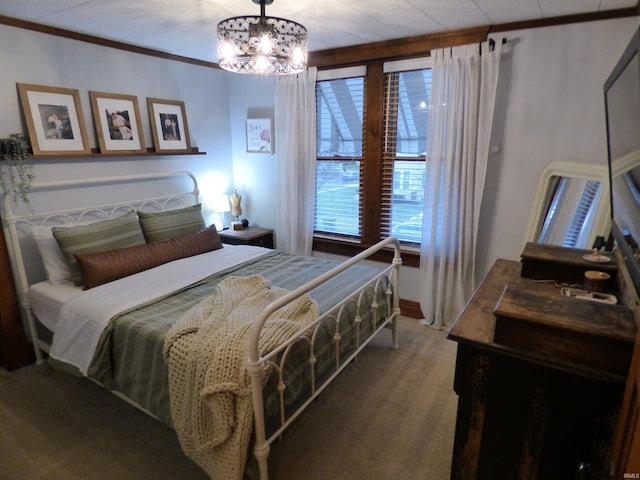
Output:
[217, 0, 308, 75]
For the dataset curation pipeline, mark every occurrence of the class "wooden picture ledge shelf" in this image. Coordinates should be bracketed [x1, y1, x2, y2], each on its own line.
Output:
[31, 147, 205, 160]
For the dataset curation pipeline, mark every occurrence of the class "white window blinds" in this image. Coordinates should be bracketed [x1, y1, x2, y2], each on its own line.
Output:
[381, 65, 432, 247]
[314, 72, 365, 239]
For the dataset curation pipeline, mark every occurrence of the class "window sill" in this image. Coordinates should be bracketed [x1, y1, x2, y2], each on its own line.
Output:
[312, 237, 420, 268]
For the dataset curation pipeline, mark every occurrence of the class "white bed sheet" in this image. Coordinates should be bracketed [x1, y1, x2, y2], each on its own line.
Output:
[44, 245, 270, 375]
[29, 281, 83, 331]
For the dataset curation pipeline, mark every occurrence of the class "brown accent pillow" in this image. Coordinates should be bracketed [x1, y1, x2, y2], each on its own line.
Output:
[74, 226, 223, 289]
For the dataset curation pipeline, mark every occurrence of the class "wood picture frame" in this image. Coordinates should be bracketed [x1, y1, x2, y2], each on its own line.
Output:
[89, 91, 146, 154]
[246, 118, 273, 153]
[17, 83, 91, 156]
[147, 97, 191, 153]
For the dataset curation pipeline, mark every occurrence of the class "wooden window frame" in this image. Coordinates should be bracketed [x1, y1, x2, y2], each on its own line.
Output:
[310, 29, 492, 266]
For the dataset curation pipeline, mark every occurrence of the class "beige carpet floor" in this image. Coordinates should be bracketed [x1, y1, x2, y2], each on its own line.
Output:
[0, 317, 458, 479]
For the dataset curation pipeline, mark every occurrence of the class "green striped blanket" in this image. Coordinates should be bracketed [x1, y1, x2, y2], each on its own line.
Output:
[88, 249, 389, 431]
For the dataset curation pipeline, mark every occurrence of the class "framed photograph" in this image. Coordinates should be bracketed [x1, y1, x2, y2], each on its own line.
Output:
[147, 97, 191, 153]
[89, 91, 146, 154]
[246, 118, 273, 153]
[17, 83, 91, 156]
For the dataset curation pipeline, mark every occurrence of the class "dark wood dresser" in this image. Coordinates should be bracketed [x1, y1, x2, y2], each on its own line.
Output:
[447, 243, 637, 479]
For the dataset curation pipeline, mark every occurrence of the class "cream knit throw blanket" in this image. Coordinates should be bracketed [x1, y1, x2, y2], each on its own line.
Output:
[163, 274, 319, 480]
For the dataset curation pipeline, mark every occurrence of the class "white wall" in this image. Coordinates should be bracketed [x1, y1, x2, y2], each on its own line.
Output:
[0, 23, 234, 225]
[479, 18, 640, 282]
[227, 75, 277, 230]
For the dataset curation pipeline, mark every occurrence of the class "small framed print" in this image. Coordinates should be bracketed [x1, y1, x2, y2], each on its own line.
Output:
[246, 118, 273, 153]
[17, 83, 91, 156]
[147, 97, 191, 153]
[89, 91, 146, 154]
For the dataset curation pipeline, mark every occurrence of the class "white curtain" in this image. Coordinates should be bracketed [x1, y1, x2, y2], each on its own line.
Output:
[274, 67, 318, 256]
[420, 41, 502, 329]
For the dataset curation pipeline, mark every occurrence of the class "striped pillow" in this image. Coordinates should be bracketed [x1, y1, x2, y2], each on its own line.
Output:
[52, 210, 146, 285]
[137, 203, 206, 243]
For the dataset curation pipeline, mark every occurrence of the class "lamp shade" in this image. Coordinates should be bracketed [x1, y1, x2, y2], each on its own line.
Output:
[213, 194, 230, 213]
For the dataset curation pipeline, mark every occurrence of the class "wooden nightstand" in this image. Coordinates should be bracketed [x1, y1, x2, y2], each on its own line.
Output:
[218, 226, 274, 249]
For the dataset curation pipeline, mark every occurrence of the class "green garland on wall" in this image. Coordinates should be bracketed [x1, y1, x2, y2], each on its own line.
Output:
[0, 134, 34, 206]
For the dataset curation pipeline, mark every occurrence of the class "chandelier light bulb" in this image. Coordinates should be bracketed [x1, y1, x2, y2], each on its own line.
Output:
[259, 34, 273, 54]
[255, 54, 269, 72]
[291, 46, 304, 64]
[220, 40, 236, 60]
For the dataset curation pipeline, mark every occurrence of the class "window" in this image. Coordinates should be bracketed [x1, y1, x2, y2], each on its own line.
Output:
[314, 69, 365, 239]
[381, 67, 431, 247]
[314, 61, 432, 250]
[563, 179, 600, 247]
[537, 177, 603, 248]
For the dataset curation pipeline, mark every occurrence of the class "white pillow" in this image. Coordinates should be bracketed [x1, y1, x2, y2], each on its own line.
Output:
[31, 225, 72, 284]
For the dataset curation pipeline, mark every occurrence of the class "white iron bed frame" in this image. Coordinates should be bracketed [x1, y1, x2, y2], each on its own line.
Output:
[2, 171, 402, 480]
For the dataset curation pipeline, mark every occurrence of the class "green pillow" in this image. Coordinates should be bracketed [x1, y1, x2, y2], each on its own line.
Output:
[137, 203, 206, 243]
[52, 210, 146, 285]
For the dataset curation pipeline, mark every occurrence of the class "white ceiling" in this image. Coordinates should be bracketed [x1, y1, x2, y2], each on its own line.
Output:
[1, 0, 637, 63]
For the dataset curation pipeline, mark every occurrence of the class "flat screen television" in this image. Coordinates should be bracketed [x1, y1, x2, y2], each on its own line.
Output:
[604, 26, 640, 295]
